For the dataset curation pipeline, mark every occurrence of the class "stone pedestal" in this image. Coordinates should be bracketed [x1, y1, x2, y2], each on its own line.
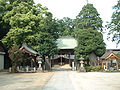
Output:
[79, 67, 86, 72]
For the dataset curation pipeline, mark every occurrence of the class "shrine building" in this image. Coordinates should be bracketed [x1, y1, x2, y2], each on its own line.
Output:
[51, 36, 77, 66]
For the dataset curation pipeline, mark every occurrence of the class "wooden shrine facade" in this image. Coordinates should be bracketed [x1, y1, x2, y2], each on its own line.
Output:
[19, 44, 39, 68]
[52, 49, 75, 66]
[101, 50, 120, 70]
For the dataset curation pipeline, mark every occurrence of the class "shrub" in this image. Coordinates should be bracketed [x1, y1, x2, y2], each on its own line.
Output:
[85, 66, 103, 72]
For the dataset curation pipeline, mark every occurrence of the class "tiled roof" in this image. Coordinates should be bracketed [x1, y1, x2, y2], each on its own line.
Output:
[20, 44, 38, 55]
[56, 36, 77, 49]
[101, 49, 120, 59]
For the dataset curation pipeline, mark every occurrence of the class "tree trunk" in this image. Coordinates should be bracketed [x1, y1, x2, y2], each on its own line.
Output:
[11, 63, 18, 73]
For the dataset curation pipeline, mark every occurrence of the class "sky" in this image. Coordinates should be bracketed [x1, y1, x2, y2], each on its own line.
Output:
[34, 0, 120, 49]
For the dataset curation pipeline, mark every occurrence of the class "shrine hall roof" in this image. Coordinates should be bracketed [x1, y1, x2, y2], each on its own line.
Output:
[56, 36, 78, 49]
[101, 49, 120, 59]
[20, 44, 38, 55]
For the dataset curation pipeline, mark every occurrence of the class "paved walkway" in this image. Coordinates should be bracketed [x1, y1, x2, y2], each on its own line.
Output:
[42, 69, 120, 90]
[42, 71, 75, 90]
[0, 67, 120, 90]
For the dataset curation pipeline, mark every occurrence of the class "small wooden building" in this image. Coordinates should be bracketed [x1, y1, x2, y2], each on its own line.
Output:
[20, 44, 39, 67]
[101, 49, 120, 70]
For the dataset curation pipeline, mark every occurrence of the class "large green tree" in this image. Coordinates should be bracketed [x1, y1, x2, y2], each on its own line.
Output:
[2, 0, 59, 48]
[0, 0, 34, 40]
[1, 0, 59, 70]
[0, 0, 11, 40]
[75, 29, 106, 59]
[75, 4, 106, 59]
[57, 17, 75, 36]
[75, 3, 103, 31]
[107, 0, 120, 44]
[2, 1, 39, 47]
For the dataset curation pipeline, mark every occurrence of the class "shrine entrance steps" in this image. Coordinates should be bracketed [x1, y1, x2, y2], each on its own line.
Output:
[52, 64, 72, 71]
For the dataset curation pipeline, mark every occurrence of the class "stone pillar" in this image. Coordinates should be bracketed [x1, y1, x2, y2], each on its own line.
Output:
[9, 67, 12, 72]
[33, 67, 36, 72]
[26, 66, 29, 72]
[72, 61, 75, 71]
[38, 61, 42, 71]
[17, 66, 20, 72]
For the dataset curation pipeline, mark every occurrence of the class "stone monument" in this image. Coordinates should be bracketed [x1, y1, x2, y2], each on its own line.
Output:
[37, 56, 42, 72]
[79, 56, 86, 72]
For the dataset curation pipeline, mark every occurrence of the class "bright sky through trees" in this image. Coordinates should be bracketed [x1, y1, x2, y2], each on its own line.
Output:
[34, 0, 120, 49]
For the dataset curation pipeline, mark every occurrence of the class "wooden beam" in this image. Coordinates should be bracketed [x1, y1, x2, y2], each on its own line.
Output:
[106, 60, 108, 70]
[106, 52, 120, 60]
[102, 60, 104, 68]
[116, 60, 119, 70]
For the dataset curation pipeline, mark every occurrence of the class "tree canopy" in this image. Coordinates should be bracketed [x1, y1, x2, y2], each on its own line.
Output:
[107, 0, 120, 44]
[0, 0, 11, 40]
[1, 1, 107, 61]
[74, 4, 106, 59]
[75, 3, 103, 31]
[1, 0, 59, 58]
[75, 29, 106, 59]
[56, 17, 75, 36]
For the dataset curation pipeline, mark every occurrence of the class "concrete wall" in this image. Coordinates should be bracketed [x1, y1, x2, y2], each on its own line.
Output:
[0, 54, 4, 70]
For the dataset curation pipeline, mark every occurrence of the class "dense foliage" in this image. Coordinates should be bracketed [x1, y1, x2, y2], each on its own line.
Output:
[0, 0, 34, 40]
[74, 4, 106, 59]
[107, 0, 120, 44]
[75, 29, 106, 59]
[0, 0, 11, 40]
[0, 1, 108, 70]
[75, 4, 103, 31]
[1, 0, 59, 58]
[85, 66, 103, 72]
[57, 17, 75, 36]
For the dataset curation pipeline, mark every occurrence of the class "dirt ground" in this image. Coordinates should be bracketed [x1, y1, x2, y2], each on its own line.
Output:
[0, 72, 54, 90]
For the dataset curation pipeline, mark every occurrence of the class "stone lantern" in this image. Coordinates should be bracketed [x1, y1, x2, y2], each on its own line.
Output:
[37, 56, 42, 71]
[79, 56, 86, 72]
